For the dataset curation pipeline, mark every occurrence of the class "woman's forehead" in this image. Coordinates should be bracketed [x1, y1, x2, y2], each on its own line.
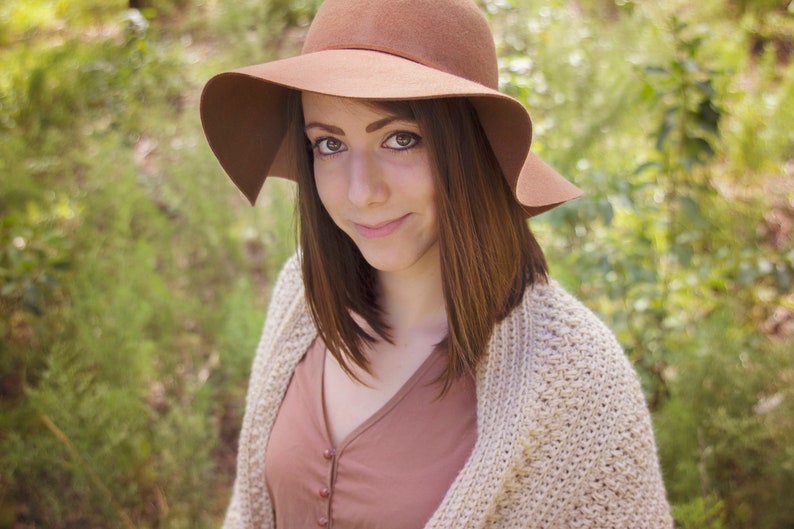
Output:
[301, 92, 416, 126]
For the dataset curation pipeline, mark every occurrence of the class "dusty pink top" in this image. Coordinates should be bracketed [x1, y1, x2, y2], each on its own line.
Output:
[265, 337, 477, 529]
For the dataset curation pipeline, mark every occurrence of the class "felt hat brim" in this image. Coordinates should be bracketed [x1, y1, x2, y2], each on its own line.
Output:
[200, 49, 582, 217]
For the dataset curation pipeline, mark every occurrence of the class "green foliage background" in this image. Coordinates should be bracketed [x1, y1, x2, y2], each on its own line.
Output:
[1, 0, 792, 527]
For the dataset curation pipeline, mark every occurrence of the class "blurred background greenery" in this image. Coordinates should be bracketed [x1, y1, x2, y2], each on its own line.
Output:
[0, 0, 792, 527]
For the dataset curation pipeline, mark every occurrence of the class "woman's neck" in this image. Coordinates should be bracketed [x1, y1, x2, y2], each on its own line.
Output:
[377, 257, 447, 339]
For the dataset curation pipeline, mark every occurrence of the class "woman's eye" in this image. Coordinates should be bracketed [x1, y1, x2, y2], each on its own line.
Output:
[314, 137, 345, 155]
[384, 132, 421, 150]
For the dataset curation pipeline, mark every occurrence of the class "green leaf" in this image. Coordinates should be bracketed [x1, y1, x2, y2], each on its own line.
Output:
[673, 242, 694, 267]
[773, 264, 792, 292]
[634, 161, 662, 175]
[598, 198, 614, 225]
[643, 65, 669, 75]
[656, 107, 679, 150]
[695, 98, 720, 135]
[736, 262, 755, 285]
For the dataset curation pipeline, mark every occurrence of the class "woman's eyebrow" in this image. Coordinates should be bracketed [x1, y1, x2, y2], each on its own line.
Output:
[365, 116, 400, 133]
[304, 122, 344, 134]
[305, 116, 405, 135]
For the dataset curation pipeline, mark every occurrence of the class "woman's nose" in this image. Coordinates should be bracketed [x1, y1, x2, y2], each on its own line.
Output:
[347, 153, 388, 208]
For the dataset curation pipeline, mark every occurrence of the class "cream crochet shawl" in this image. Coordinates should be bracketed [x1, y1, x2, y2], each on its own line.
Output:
[223, 255, 673, 528]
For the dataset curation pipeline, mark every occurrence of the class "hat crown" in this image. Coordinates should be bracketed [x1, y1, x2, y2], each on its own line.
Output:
[302, 0, 499, 89]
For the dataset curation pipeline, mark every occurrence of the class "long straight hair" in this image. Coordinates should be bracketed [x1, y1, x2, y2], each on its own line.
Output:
[286, 91, 548, 390]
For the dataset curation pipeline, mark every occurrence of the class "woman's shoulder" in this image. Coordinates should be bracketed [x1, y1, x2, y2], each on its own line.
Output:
[478, 280, 671, 528]
[263, 252, 304, 310]
[254, 252, 308, 349]
[271, 251, 303, 291]
[515, 278, 641, 401]
[523, 279, 622, 354]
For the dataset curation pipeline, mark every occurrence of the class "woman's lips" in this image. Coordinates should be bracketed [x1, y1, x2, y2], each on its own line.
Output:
[354, 214, 410, 239]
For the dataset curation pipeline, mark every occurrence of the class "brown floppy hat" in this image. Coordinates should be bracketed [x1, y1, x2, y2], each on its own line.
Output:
[200, 0, 582, 216]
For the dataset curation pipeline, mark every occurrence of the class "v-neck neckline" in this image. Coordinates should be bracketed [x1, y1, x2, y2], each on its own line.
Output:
[316, 340, 441, 452]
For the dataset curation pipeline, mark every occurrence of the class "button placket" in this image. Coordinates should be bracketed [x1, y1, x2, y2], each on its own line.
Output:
[319, 447, 337, 527]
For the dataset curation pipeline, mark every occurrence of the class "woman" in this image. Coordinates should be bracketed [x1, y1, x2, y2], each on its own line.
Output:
[200, 0, 673, 527]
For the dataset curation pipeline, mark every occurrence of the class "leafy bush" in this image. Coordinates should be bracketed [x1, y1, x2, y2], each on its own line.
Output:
[0, 2, 280, 527]
[488, 1, 793, 526]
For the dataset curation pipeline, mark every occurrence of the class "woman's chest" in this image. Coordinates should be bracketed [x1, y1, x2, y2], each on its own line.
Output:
[264, 338, 477, 529]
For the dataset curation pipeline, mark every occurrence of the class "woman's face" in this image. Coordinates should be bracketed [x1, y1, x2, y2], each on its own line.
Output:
[302, 92, 439, 277]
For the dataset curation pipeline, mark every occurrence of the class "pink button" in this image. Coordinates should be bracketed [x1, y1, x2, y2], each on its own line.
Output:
[322, 448, 336, 460]
[317, 516, 328, 526]
[319, 487, 330, 498]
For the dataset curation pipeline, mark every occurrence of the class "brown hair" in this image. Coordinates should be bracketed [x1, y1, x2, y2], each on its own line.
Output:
[286, 92, 548, 389]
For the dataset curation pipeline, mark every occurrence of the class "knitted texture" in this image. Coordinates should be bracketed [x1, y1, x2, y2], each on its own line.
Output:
[222, 254, 673, 528]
